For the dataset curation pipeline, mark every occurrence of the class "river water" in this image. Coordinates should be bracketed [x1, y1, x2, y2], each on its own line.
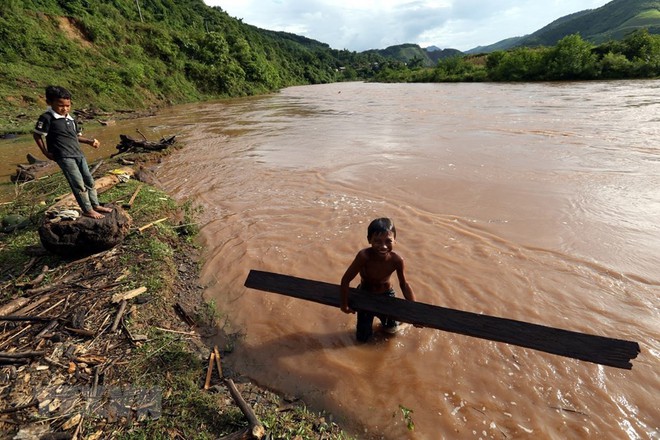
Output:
[3, 81, 659, 439]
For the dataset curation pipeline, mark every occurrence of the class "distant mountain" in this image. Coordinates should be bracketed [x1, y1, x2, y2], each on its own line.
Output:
[466, 0, 660, 53]
[363, 43, 462, 67]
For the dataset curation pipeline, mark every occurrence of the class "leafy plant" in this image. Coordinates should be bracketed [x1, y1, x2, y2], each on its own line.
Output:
[399, 404, 415, 431]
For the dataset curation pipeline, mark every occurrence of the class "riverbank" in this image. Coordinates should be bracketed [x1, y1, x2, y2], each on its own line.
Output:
[0, 147, 353, 439]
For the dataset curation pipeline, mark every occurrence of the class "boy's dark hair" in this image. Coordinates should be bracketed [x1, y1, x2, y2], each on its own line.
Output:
[367, 217, 396, 240]
[45, 85, 72, 102]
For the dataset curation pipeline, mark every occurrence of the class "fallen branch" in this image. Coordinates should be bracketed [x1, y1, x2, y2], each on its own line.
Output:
[49, 166, 135, 210]
[13, 294, 52, 315]
[137, 217, 168, 233]
[0, 400, 38, 414]
[110, 300, 128, 332]
[225, 378, 265, 439]
[14, 265, 49, 289]
[0, 315, 56, 322]
[26, 274, 77, 296]
[0, 350, 45, 358]
[0, 297, 30, 316]
[213, 345, 223, 380]
[204, 352, 215, 390]
[35, 319, 59, 339]
[90, 159, 104, 176]
[122, 184, 143, 209]
[65, 327, 96, 337]
[153, 326, 197, 336]
[0, 357, 29, 365]
[111, 286, 147, 303]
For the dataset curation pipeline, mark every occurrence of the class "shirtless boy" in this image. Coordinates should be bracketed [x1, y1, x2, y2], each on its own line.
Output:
[340, 217, 416, 342]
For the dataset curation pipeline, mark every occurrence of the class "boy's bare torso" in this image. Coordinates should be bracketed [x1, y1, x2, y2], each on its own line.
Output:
[358, 248, 402, 294]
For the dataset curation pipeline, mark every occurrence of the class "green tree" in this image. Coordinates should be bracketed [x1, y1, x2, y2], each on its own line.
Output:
[599, 52, 633, 78]
[620, 29, 660, 77]
[545, 34, 598, 80]
[486, 48, 546, 81]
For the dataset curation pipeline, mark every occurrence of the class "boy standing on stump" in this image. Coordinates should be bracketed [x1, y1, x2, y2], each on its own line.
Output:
[33, 85, 112, 219]
[340, 217, 417, 342]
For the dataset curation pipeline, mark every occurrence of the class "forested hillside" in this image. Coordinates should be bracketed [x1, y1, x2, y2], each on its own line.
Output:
[469, 0, 660, 53]
[0, 0, 387, 133]
[363, 44, 462, 67]
[2, 0, 659, 135]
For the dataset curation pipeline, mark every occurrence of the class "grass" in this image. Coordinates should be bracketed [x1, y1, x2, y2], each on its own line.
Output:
[0, 155, 355, 440]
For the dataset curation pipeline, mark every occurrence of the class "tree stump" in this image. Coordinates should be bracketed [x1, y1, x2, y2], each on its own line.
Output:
[38, 205, 131, 257]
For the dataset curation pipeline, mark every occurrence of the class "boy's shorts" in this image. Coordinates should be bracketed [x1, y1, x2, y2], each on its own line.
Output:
[355, 287, 399, 342]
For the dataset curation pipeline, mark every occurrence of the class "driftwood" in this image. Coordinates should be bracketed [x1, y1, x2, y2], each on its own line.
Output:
[226, 378, 265, 439]
[0, 351, 44, 365]
[49, 166, 135, 211]
[64, 327, 96, 337]
[39, 164, 135, 257]
[14, 265, 49, 290]
[10, 154, 105, 183]
[111, 286, 147, 303]
[204, 352, 215, 390]
[39, 205, 132, 257]
[110, 300, 128, 333]
[137, 217, 168, 233]
[0, 400, 38, 414]
[244, 270, 641, 370]
[213, 345, 223, 379]
[0, 315, 56, 322]
[122, 184, 143, 209]
[0, 298, 30, 315]
[0, 351, 45, 358]
[10, 154, 58, 183]
[35, 319, 59, 339]
[207, 349, 264, 439]
[112, 134, 176, 157]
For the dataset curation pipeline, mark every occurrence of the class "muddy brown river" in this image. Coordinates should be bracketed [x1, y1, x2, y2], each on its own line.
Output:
[3, 80, 658, 439]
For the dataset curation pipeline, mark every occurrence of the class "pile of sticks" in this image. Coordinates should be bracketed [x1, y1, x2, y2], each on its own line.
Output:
[0, 249, 153, 426]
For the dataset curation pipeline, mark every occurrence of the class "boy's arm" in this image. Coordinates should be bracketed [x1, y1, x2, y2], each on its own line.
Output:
[396, 257, 416, 302]
[33, 133, 53, 161]
[397, 257, 424, 327]
[78, 135, 100, 148]
[340, 252, 364, 314]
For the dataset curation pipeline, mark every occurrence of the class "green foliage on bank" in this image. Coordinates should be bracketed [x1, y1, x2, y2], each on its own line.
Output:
[468, 0, 660, 53]
[0, 0, 388, 133]
[374, 31, 660, 82]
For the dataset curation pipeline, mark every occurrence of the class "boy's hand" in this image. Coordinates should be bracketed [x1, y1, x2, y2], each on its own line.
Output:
[91, 138, 100, 148]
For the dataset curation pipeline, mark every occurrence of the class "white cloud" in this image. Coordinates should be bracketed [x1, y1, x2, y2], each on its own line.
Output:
[206, 0, 613, 51]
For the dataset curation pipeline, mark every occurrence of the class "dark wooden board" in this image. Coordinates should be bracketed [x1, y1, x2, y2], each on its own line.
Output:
[244, 270, 640, 369]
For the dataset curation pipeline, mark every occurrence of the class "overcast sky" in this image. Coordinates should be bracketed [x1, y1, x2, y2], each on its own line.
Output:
[203, 0, 612, 52]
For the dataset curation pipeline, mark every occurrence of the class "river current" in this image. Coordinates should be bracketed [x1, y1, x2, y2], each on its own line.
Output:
[3, 81, 659, 439]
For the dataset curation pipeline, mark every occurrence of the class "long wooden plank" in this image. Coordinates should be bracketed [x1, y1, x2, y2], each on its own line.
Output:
[244, 270, 640, 370]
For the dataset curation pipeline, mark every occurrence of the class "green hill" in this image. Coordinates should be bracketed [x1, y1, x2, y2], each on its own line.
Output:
[467, 0, 660, 53]
[0, 0, 388, 133]
[363, 44, 462, 67]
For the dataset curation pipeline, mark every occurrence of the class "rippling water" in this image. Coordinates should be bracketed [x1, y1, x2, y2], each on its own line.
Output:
[5, 81, 659, 438]
[155, 81, 658, 439]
